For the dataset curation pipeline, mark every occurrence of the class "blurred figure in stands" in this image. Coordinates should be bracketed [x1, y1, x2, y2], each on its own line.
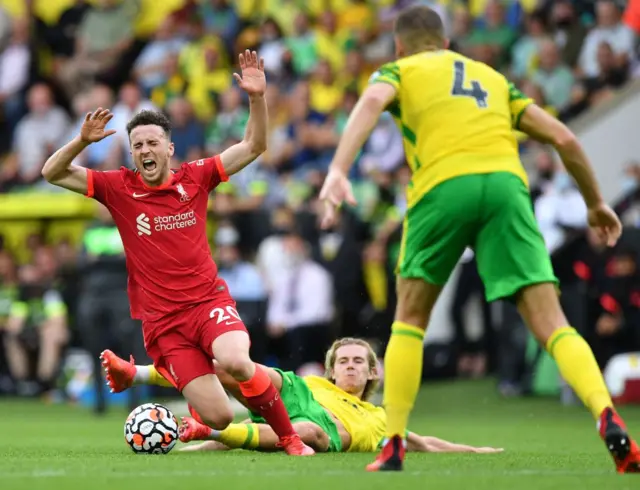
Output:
[77, 203, 147, 413]
[3, 262, 68, 398]
[588, 246, 640, 368]
[266, 229, 334, 371]
[215, 223, 268, 363]
[0, 251, 18, 393]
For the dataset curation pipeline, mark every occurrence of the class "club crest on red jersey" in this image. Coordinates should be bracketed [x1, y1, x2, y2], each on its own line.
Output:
[176, 183, 191, 202]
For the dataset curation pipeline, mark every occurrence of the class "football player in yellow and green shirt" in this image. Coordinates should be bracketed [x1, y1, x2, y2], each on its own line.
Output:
[101, 338, 502, 455]
[318, 4, 638, 474]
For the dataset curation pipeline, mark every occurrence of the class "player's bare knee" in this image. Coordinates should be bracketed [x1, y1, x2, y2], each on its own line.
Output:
[294, 422, 329, 452]
[218, 356, 255, 381]
[199, 408, 234, 430]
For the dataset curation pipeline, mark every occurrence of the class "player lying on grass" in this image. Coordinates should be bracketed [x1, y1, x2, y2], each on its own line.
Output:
[319, 4, 639, 472]
[42, 50, 312, 455]
[101, 338, 503, 454]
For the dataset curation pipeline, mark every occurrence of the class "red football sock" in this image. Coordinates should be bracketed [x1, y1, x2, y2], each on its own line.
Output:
[239, 365, 295, 439]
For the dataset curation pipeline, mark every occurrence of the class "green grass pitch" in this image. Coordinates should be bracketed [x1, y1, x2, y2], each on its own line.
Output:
[1, 380, 639, 490]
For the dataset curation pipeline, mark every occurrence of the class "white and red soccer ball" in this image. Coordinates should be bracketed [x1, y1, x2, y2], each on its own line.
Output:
[124, 403, 179, 454]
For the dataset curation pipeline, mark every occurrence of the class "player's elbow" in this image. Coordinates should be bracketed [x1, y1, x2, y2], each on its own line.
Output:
[552, 127, 579, 153]
[250, 139, 267, 156]
[41, 163, 55, 182]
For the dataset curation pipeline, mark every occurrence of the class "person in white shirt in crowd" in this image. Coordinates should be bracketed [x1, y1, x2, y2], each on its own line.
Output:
[0, 83, 70, 191]
[256, 206, 298, 293]
[266, 228, 334, 372]
[579, 0, 635, 78]
[532, 149, 588, 252]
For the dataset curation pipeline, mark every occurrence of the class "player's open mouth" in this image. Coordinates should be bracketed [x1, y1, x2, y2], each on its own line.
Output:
[143, 159, 156, 172]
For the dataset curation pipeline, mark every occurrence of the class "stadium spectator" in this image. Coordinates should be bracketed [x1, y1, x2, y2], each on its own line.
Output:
[0, 16, 30, 148]
[3, 261, 68, 398]
[531, 39, 575, 111]
[110, 81, 156, 159]
[167, 97, 205, 164]
[132, 17, 186, 96]
[467, 0, 518, 70]
[510, 10, 547, 81]
[57, 0, 140, 98]
[587, 246, 640, 367]
[578, 0, 635, 77]
[548, 0, 589, 68]
[266, 229, 334, 372]
[259, 18, 288, 78]
[0, 83, 70, 191]
[563, 40, 630, 120]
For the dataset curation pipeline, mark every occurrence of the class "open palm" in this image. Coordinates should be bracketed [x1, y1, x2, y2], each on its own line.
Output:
[233, 50, 266, 96]
[80, 108, 116, 143]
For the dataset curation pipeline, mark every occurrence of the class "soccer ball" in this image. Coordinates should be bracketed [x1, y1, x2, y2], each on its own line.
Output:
[124, 403, 179, 454]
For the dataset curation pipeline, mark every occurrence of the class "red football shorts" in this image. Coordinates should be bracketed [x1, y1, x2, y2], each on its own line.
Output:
[144, 281, 248, 391]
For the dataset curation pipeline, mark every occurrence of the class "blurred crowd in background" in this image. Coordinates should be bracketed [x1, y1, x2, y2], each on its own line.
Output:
[0, 0, 640, 411]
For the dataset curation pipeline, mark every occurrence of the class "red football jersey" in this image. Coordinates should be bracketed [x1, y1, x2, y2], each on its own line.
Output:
[86, 156, 227, 323]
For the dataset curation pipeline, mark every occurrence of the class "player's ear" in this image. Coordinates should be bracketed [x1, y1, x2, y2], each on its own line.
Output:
[443, 38, 450, 50]
[369, 365, 379, 381]
[168, 141, 175, 157]
[393, 35, 404, 58]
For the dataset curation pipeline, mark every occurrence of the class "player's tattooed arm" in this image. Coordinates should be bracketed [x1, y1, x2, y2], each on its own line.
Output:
[220, 50, 267, 177]
[42, 108, 116, 194]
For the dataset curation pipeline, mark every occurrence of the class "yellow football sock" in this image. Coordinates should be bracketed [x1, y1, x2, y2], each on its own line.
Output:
[214, 423, 260, 449]
[383, 321, 425, 439]
[148, 365, 175, 388]
[546, 326, 613, 420]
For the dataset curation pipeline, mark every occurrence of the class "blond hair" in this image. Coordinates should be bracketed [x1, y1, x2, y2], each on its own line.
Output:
[324, 337, 379, 401]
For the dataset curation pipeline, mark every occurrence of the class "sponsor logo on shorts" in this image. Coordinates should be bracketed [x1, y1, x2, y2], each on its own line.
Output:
[209, 306, 241, 325]
[135, 211, 197, 236]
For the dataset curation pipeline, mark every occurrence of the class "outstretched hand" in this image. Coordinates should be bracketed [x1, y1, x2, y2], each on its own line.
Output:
[233, 50, 266, 96]
[80, 108, 116, 143]
[319, 168, 358, 229]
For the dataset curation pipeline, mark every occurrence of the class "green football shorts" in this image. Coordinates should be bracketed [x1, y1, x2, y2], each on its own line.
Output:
[248, 369, 342, 452]
[397, 171, 558, 302]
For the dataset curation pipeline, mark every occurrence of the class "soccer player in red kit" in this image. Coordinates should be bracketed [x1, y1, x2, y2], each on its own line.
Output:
[41, 50, 314, 456]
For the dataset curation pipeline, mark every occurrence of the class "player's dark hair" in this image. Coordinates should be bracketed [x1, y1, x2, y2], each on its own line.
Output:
[126, 110, 172, 138]
[394, 5, 445, 53]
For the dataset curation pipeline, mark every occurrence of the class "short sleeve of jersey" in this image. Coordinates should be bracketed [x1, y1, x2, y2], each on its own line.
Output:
[369, 62, 401, 91]
[85, 169, 126, 205]
[508, 82, 533, 129]
[184, 155, 228, 192]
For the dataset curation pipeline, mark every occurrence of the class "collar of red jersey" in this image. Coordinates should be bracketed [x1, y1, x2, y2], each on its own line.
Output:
[134, 168, 178, 191]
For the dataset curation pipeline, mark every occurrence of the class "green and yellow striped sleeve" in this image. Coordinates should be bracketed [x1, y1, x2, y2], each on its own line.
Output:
[508, 82, 533, 130]
[369, 62, 401, 91]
